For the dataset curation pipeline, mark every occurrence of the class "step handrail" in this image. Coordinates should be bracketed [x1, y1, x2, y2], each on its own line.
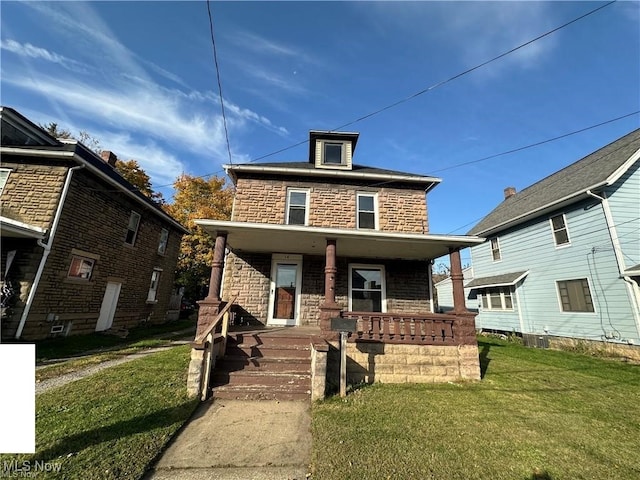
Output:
[193, 295, 238, 347]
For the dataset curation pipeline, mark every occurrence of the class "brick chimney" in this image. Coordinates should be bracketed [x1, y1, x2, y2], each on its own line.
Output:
[504, 186, 516, 199]
[101, 150, 118, 167]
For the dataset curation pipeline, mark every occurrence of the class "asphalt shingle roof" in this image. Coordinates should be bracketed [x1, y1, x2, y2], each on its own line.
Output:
[466, 271, 529, 288]
[468, 129, 640, 236]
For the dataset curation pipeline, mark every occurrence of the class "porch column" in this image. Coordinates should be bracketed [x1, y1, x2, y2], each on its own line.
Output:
[449, 247, 468, 314]
[196, 232, 227, 338]
[205, 232, 227, 302]
[320, 238, 342, 335]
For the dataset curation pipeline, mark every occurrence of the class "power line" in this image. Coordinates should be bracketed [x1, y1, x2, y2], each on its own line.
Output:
[206, 0, 233, 165]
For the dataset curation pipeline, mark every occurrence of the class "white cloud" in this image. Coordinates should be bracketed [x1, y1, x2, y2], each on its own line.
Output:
[0, 38, 89, 73]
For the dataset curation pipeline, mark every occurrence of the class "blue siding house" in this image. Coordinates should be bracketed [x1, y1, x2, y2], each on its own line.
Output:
[466, 129, 640, 345]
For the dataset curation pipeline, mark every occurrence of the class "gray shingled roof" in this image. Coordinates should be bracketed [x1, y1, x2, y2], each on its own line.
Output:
[233, 161, 437, 181]
[468, 129, 640, 236]
[466, 271, 529, 288]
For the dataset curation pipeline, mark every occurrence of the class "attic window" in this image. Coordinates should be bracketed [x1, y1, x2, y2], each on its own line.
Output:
[323, 142, 344, 165]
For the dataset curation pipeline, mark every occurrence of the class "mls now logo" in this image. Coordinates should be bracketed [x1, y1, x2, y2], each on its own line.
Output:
[2, 460, 62, 477]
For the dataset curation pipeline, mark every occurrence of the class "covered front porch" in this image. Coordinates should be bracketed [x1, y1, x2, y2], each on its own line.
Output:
[188, 221, 484, 399]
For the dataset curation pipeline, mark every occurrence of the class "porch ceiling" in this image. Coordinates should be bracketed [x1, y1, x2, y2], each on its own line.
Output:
[195, 220, 484, 260]
[0, 216, 46, 239]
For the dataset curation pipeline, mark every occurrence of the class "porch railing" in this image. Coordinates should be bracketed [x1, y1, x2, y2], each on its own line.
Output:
[340, 311, 461, 345]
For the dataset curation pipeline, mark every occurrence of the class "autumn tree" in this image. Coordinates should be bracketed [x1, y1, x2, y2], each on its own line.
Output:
[164, 174, 233, 300]
[113, 159, 164, 203]
[39, 122, 102, 154]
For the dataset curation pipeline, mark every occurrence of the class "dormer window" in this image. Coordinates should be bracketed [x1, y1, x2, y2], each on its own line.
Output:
[323, 142, 345, 165]
[310, 131, 358, 170]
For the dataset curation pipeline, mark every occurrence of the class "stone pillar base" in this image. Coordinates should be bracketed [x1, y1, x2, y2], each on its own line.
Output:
[311, 339, 329, 401]
[319, 303, 342, 341]
[195, 299, 222, 339]
[186, 346, 206, 398]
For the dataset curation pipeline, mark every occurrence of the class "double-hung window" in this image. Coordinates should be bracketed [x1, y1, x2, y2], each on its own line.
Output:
[286, 189, 309, 225]
[557, 279, 594, 312]
[125, 211, 141, 245]
[158, 228, 169, 255]
[490, 238, 501, 261]
[349, 264, 386, 312]
[550, 214, 570, 246]
[147, 268, 162, 302]
[357, 193, 377, 230]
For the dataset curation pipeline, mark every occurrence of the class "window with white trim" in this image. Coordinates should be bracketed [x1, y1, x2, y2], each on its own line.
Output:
[557, 278, 594, 312]
[68, 255, 95, 280]
[322, 142, 345, 165]
[125, 211, 141, 245]
[550, 214, 570, 246]
[286, 189, 309, 225]
[0, 169, 11, 195]
[349, 264, 385, 312]
[478, 287, 513, 311]
[158, 228, 169, 255]
[357, 193, 377, 230]
[490, 237, 501, 261]
[147, 269, 162, 302]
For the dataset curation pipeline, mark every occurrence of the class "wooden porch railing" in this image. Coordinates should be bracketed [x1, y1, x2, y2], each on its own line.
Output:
[193, 296, 237, 401]
[340, 311, 462, 345]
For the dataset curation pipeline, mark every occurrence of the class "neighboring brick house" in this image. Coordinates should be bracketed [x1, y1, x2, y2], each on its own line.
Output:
[0, 107, 188, 340]
[191, 130, 485, 392]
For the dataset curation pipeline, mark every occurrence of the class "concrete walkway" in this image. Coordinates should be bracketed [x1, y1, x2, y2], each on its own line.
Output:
[145, 399, 312, 480]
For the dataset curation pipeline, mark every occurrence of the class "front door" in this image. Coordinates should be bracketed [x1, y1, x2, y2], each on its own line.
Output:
[96, 282, 121, 331]
[267, 254, 302, 326]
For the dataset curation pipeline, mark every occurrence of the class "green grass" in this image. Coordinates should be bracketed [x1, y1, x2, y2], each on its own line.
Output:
[34, 319, 195, 362]
[312, 337, 640, 480]
[1, 345, 198, 480]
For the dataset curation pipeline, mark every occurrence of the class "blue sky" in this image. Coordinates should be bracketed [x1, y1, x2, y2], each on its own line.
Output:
[1, 1, 639, 264]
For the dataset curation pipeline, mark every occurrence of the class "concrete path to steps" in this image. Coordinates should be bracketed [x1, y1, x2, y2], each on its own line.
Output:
[145, 398, 312, 480]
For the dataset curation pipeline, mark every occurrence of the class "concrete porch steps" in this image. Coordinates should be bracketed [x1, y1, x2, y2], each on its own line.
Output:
[210, 328, 315, 401]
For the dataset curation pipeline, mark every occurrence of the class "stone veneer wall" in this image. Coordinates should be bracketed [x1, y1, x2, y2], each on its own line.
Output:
[232, 176, 429, 233]
[222, 252, 431, 326]
[327, 343, 481, 389]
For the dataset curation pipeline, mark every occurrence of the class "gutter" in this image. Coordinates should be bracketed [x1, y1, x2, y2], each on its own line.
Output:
[15, 165, 85, 339]
[586, 189, 640, 342]
[1, 146, 189, 234]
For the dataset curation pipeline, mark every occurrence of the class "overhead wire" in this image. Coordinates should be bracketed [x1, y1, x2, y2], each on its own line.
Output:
[206, 0, 233, 165]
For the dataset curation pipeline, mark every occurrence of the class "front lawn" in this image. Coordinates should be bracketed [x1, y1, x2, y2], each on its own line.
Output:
[1, 345, 198, 479]
[312, 337, 640, 479]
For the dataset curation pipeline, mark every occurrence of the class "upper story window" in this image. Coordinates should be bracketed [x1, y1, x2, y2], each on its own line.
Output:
[557, 278, 594, 313]
[68, 255, 95, 280]
[550, 214, 570, 246]
[158, 228, 169, 255]
[490, 237, 501, 261]
[357, 192, 377, 230]
[323, 142, 345, 165]
[0, 169, 11, 195]
[286, 188, 309, 225]
[479, 287, 513, 311]
[125, 211, 141, 246]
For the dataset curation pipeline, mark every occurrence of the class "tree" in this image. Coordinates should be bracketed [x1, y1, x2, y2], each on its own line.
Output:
[114, 159, 164, 203]
[163, 174, 234, 300]
[39, 122, 102, 154]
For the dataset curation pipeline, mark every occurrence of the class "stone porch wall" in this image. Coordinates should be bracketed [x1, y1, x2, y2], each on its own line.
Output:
[223, 252, 431, 326]
[326, 342, 481, 389]
[233, 176, 429, 233]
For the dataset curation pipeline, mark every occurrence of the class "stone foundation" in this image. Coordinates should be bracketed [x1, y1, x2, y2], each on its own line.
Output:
[327, 342, 480, 388]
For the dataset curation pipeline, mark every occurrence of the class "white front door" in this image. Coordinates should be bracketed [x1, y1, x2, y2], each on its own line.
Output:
[96, 282, 121, 331]
[267, 254, 302, 326]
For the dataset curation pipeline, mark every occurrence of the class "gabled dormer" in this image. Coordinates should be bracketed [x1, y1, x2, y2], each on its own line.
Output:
[309, 130, 359, 170]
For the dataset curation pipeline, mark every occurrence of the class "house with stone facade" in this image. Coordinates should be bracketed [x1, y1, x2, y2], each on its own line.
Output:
[0, 106, 188, 340]
[188, 130, 485, 400]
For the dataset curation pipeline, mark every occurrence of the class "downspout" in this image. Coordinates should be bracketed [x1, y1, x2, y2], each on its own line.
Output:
[586, 189, 640, 341]
[15, 165, 85, 339]
[427, 260, 434, 313]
